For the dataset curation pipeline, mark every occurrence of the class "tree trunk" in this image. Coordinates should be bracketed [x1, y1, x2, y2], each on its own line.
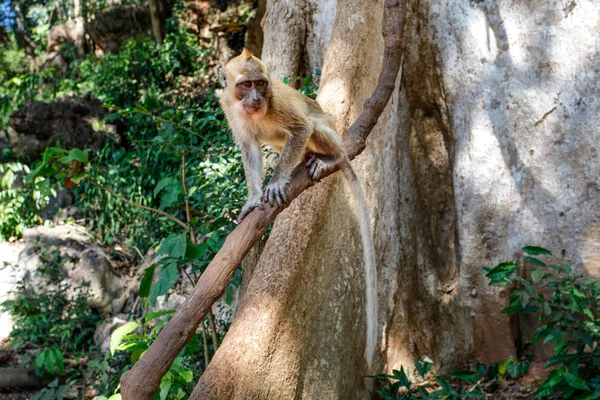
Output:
[190, 0, 600, 398]
[149, 0, 168, 44]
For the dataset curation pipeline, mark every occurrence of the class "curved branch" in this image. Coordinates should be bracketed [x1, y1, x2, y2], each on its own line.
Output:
[120, 1, 405, 398]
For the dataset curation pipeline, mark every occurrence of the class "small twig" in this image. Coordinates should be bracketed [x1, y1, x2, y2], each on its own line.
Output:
[206, 312, 219, 350]
[181, 154, 197, 244]
[200, 321, 210, 368]
[88, 178, 188, 230]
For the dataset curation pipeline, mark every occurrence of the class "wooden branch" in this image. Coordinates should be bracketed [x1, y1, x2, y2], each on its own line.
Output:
[120, 1, 405, 398]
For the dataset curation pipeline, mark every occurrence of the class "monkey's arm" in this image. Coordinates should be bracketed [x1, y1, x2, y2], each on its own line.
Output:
[238, 138, 264, 222]
[263, 127, 309, 206]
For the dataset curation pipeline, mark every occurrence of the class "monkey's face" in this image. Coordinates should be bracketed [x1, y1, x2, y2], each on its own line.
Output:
[234, 79, 269, 119]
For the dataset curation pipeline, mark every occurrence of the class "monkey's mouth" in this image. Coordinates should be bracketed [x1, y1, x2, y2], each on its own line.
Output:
[242, 104, 266, 115]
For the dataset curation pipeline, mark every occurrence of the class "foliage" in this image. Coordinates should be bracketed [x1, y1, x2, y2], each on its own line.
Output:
[283, 70, 321, 100]
[483, 246, 600, 398]
[35, 347, 65, 376]
[108, 305, 205, 399]
[0, 162, 53, 240]
[0, 250, 102, 352]
[372, 357, 488, 399]
[30, 378, 71, 400]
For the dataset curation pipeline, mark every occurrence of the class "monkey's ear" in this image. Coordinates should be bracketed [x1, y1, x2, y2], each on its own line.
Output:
[218, 67, 227, 88]
[242, 48, 253, 59]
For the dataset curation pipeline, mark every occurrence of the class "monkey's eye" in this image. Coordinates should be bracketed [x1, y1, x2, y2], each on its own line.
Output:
[255, 80, 266, 87]
[243, 81, 252, 88]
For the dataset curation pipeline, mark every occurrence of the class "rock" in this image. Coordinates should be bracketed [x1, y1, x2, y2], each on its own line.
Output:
[8, 95, 125, 157]
[68, 247, 126, 314]
[93, 314, 129, 353]
[85, 4, 152, 53]
[47, 18, 86, 55]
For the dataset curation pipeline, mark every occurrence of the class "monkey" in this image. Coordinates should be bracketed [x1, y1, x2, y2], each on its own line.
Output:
[218, 48, 377, 369]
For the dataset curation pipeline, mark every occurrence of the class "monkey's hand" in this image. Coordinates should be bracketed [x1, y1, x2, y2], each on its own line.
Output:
[238, 195, 264, 223]
[263, 177, 289, 207]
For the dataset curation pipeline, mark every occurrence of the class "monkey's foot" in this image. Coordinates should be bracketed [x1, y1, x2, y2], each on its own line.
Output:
[305, 156, 330, 181]
[263, 179, 288, 207]
[237, 196, 264, 223]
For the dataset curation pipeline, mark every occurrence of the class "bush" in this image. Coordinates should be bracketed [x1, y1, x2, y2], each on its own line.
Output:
[483, 246, 600, 398]
[1, 249, 102, 352]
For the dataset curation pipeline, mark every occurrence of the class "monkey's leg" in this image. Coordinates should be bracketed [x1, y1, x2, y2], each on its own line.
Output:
[305, 154, 342, 181]
[263, 128, 310, 206]
[238, 139, 265, 222]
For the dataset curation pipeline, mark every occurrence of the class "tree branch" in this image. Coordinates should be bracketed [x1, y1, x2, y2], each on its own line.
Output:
[88, 178, 188, 230]
[120, 1, 405, 398]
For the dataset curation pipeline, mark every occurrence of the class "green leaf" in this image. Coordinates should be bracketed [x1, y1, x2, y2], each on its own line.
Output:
[564, 372, 590, 391]
[531, 268, 546, 283]
[41, 389, 54, 400]
[506, 359, 520, 378]
[154, 177, 179, 197]
[68, 148, 88, 163]
[107, 394, 122, 400]
[92, 119, 105, 132]
[392, 367, 410, 388]
[498, 358, 511, 376]
[484, 262, 519, 285]
[543, 330, 564, 344]
[159, 380, 172, 400]
[450, 370, 479, 383]
[159, 183, 183, 209]
[36, 351, 45, 370]
[476, 363, 487, 377]
[158, 234, 187, 258]
[139, 264, 156, 298]
[45, 350, 55, 374]
[50, 348, 64, 374]
[177, 368, 194, 383]
[110, 321, 139, 356]
[149, 263, 180, 306]
[145, 310, 176, 323]
[501, 298, 523, 315]
[524, 256, 546, 267]
[523, 246, 552, 256]
[186, 242, 206, 260]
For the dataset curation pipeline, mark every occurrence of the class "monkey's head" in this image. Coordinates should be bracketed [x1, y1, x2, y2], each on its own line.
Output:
[219, 49, 270, 120]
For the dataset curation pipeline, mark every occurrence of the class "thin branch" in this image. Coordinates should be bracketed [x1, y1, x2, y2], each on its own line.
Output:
[120, 1, 405, 398]
[88, 178, 188, 230]
[182, 154, 220, 352]
[181, 154, 196, 244]
[200, 321, 210, 368]
[206, 312, 219, 351]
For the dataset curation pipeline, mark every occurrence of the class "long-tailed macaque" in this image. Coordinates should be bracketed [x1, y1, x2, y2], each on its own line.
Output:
[218, 49, 377, 368]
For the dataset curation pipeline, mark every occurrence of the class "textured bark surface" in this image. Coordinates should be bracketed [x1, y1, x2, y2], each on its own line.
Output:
[381, 0, 600, 371]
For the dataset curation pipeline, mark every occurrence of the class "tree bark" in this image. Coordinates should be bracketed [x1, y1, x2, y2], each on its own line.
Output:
[149, 0, 167, 44]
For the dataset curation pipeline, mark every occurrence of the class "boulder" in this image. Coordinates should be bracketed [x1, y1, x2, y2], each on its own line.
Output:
[8, 95, 124, 157]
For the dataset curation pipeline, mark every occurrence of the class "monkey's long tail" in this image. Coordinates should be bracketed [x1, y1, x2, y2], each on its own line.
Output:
[340, 157, 377, 370]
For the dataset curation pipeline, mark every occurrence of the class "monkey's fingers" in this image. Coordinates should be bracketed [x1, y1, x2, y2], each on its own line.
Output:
[237, 200, 264, 223]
